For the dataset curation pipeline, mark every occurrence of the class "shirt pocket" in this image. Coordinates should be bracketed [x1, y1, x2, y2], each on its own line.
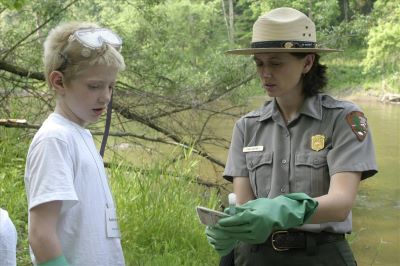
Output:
[294, 151, 330, 197]
[245, 151, 273, 198]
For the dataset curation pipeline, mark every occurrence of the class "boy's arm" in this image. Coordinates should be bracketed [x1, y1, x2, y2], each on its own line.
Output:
[29, 201, 64, 263]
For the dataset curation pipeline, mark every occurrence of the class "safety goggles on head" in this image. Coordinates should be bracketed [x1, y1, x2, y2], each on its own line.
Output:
[70, 28, 123, 51]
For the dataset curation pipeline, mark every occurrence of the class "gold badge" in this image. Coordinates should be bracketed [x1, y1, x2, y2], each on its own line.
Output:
[311, 135, 325, 151]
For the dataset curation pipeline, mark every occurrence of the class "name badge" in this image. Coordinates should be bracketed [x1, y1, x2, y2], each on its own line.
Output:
[243, 146, 264, 153]
[106, 207, 121, 238]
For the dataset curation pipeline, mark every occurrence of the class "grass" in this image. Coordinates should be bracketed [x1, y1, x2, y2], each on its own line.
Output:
[0, 127, 221, 265]
[110, 147, 221, 266]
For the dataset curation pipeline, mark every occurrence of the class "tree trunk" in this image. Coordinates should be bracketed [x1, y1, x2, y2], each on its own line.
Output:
[228, 0, 234, 43]
[338, 0, 351, 22]
[221, 0, 234, 44]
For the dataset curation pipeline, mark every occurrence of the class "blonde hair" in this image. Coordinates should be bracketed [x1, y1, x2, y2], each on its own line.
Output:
[43, 21, 125, 88]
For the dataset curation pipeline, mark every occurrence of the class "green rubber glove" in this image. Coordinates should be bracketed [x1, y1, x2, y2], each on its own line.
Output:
[38, 255, 69, 266]
[217, 193, 318, 244]
[205, 226, 237, 256]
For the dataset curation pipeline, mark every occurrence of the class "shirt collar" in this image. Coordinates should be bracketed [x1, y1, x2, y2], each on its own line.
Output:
[299, 94, 322, 120]
[257, 95, 322, 122]
[258, 100, 274, 121]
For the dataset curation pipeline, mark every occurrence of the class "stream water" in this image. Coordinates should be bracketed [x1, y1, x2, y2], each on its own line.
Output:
[350, 98, 400, 266]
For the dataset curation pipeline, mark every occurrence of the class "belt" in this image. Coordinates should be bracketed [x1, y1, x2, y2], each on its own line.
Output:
[268, 230, 345, 252]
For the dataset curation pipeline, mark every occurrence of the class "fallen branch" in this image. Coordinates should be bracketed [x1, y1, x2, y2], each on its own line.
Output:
[112, 102, 226, 167]
[0, 118, 193, 145]
[0, 119, 38, 129]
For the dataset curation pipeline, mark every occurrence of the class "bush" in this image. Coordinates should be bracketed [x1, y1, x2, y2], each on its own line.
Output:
[362, 0, 400, 92]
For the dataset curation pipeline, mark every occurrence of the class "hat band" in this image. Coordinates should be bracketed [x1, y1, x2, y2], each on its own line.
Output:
[251, 41, 316, 49]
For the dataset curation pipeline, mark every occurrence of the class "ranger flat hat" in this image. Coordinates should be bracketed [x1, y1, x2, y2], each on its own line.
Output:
[227, 7, 342, 55]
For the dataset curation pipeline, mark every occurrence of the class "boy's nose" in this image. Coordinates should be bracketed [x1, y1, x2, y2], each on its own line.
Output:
[98, 89, 111, 104]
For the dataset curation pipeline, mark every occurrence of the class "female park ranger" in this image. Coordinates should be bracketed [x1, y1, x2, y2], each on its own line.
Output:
[206, 7, 377, 266]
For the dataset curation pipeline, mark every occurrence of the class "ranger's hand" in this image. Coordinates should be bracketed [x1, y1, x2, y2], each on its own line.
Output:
[205, 225, 237, 256]
[216, 193, 318, 244]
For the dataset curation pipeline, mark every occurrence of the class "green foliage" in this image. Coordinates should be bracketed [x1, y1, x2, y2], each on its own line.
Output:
[0, 0, 68, 73]
[319, 14, 373, 48]
[311, 0, 340, 29]
[364, 21, 400, 73]
[0, 0, 27, 9]
[118, 0, 252, 100]
[322, 48, 370, 92]
[2, 0, 396, 101]
[362, 0, 400, 92]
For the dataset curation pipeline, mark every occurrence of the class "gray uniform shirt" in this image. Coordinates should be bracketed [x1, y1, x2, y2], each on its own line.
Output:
[223, 94, 377, 233]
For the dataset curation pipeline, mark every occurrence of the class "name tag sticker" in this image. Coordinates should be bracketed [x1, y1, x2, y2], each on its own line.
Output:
[106, 207, 121, 238]
[243, 146, 264, 153]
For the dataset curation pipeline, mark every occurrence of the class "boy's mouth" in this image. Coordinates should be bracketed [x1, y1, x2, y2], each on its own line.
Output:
[93, 108, 104, 116]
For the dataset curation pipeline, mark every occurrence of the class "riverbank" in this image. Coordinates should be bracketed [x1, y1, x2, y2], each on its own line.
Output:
[332, 88, 400, 105]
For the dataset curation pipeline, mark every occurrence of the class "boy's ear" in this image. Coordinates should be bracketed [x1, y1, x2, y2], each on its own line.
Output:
[49, 71, 65, 95]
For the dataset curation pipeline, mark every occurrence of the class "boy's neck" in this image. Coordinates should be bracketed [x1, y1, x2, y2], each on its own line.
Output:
[54, 103, 87, 128]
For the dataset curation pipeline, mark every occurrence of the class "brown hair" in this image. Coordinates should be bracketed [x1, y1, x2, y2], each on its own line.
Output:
[291, 53, 327, 97]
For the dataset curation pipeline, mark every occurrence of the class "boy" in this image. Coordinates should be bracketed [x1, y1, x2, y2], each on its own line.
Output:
[24, 22, 125, 266]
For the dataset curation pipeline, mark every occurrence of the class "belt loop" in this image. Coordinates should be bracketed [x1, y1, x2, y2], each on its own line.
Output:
[306, 233, 317, 256]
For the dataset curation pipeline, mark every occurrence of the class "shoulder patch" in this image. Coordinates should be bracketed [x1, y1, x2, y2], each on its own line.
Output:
[346, 111, 368, 141]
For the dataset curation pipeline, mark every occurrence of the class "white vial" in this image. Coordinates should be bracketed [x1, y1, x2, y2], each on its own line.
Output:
[228, 193, 237, 215]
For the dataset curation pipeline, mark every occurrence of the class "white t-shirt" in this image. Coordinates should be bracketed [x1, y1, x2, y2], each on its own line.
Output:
[24, 113, 125, 266]
[0, 208, 17, 266]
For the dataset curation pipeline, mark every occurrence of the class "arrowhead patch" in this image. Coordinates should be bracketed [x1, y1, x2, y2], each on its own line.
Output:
[346, 111, 368, 141]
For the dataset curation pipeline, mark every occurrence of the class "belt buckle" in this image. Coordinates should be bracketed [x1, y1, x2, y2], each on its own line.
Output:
[271, 230, 290, 251]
